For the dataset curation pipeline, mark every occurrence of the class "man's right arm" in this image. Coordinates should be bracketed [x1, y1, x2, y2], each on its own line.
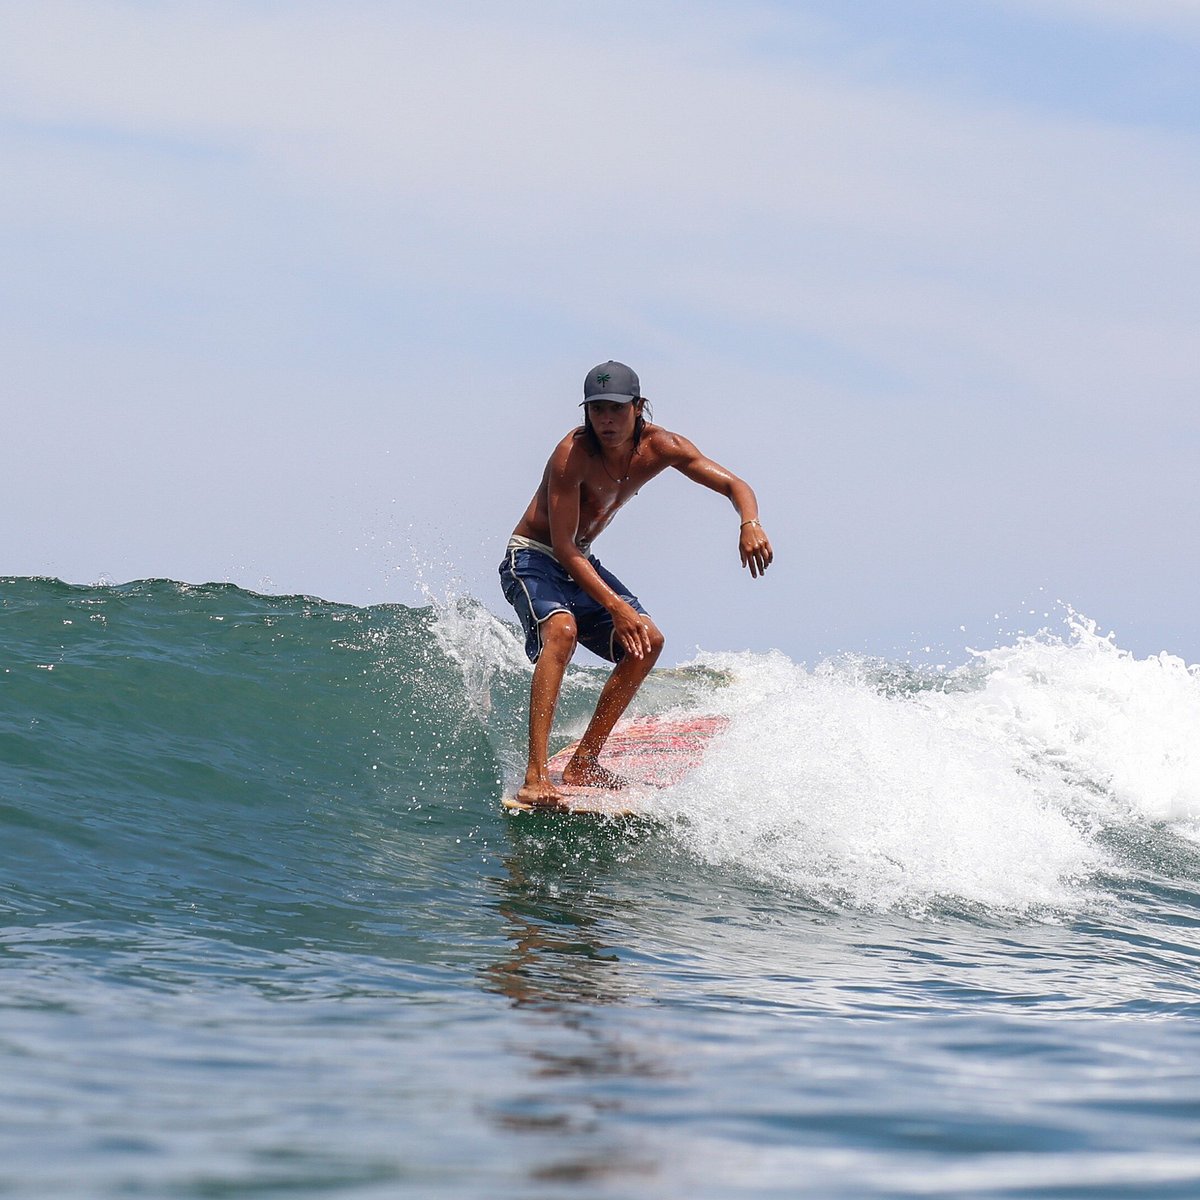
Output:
[545, 445, 654, 660]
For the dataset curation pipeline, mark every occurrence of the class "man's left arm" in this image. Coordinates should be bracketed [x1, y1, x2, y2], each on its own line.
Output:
[665, 433, 774, 579]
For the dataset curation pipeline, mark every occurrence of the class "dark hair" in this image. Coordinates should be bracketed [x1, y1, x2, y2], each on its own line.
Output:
[574, 398, 652, 456]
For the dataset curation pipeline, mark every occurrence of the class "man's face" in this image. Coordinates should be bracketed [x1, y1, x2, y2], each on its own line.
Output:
[585, 400, 637, 444]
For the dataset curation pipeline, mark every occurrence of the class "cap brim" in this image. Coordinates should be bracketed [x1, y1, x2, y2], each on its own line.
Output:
[579, 393, 638, 405]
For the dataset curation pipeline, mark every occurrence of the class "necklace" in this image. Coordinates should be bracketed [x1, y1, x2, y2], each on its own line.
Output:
[601, 444, 637, 484]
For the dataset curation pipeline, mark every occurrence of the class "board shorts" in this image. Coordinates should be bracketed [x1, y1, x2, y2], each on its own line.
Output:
[498, 544, 648, 664]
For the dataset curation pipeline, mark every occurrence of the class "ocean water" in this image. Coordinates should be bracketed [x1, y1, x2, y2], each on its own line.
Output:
[4, 576, 1200, 1198]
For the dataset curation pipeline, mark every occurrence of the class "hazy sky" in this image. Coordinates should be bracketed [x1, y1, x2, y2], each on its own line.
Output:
[4, 1, 1198, 664]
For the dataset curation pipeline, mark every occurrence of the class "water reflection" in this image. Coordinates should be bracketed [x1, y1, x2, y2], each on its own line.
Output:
[478, 820, 678, 1189]
[481, 819, 645, 1008]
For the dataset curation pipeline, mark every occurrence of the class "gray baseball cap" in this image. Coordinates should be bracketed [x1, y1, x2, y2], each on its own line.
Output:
[581, 361, 641, 405]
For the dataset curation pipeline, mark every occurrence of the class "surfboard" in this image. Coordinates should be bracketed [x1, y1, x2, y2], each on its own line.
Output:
[501, 713, 727, 817]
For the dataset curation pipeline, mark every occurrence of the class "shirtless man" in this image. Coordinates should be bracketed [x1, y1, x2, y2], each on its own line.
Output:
[499, 361, 774, 810]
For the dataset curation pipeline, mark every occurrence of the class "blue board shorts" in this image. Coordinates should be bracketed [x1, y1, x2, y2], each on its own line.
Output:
[498, 544, 648, 664]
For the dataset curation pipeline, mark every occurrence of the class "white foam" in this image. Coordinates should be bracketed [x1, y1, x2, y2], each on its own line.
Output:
[666, 615, 1200, 914]
[430, 596, 532, 717]
[961, 614, 1200, 825]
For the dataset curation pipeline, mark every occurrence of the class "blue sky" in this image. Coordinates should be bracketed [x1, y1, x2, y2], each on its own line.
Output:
[4, 1, 1198, 665]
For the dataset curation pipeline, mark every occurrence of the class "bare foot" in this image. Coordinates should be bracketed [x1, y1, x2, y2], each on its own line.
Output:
[515, 776, 571, 811]
[561, 754, 629, 790]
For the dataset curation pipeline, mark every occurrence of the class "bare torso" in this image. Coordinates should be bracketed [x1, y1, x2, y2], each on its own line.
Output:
[513, 423, 679, 550]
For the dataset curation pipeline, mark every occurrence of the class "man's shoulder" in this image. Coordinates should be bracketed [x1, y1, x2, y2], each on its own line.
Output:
[641, 424, 697, 462]
[547, 428, 590, 475]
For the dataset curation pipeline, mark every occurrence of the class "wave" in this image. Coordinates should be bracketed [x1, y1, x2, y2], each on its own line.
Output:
[0, 577, 496, 941]
[4, 577, 1199, 924]
[436, 596, 1200, 917]
[658, 617, 1200, 915]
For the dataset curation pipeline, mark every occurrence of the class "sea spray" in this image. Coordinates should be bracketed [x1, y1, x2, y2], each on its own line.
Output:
[958, 613, 1200, 825]
[665, 650, 1101, 915]
[660, 614, 1200, 914]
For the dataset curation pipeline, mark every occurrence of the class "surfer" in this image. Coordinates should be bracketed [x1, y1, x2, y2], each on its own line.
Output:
[499, 360, 774, 810]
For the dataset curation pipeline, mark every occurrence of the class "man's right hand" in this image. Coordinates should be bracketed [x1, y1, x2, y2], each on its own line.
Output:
[611, 601, 654, 660]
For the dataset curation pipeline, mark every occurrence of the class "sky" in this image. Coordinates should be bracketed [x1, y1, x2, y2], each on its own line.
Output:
[4, 0, 1198, 666]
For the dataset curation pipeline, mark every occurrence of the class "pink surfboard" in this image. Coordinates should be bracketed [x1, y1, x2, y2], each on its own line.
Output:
[502, 713, 728, 816]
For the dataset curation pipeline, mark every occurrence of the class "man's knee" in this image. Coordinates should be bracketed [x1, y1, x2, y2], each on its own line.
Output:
[622, 618, 664, 667]
[541, 612, 578, 658]
[646, 621, 665, 660]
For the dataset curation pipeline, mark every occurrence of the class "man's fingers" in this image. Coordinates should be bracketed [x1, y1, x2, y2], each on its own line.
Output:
[740, 528, 773, 579]
[743, 543, 771, 578]
[621, 624, 648, 659]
